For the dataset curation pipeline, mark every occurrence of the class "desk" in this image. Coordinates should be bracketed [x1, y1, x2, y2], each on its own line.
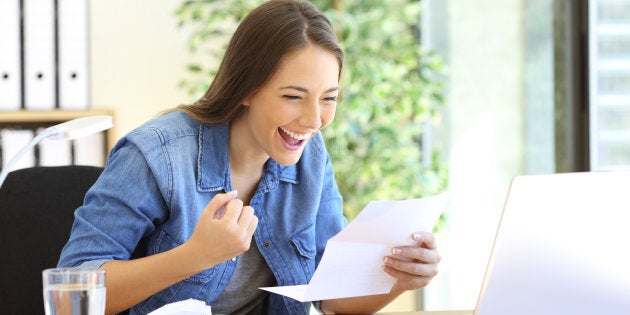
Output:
[379, 311, 472, 315]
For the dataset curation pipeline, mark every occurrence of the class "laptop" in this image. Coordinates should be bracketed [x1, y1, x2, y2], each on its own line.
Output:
[473, 171, 630, 315]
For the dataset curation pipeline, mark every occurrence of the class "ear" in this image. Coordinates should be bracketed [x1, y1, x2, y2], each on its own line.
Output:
[241, 96, 251, 107]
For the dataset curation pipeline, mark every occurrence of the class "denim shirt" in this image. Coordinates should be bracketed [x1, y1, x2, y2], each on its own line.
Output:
[58, 111, 347, 315]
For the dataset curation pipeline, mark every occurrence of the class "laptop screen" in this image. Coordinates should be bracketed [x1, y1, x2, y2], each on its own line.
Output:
[474, 171, 630, 315]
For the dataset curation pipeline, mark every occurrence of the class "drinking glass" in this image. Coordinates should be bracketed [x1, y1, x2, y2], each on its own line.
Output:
[42, 267, 106, 315]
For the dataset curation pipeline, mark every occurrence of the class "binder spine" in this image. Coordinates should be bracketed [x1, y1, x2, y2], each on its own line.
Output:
[0, 0, 22, 110]
[23, 0, 56, 110]
[58, 0, 90, 109]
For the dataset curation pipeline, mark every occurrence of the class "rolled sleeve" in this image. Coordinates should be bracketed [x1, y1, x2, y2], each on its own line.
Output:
[58, 137, 170, 268]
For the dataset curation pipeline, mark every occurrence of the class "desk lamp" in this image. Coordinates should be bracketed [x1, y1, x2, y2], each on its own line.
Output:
[0, 115, 114, 188]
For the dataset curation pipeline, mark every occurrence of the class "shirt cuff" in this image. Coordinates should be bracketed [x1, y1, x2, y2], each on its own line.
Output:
[75, 259, 110, 269]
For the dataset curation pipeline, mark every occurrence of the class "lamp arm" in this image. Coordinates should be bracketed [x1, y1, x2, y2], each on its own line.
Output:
[0, 115, 113, 189]
[0, 129, 56, 188]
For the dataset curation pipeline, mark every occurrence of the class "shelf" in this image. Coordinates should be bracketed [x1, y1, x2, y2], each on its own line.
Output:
[0, 109, 117, 152]
[0, 109, 113, 122]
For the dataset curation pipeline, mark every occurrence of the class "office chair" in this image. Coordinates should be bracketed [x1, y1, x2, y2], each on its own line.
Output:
[0, 165, 103, 314]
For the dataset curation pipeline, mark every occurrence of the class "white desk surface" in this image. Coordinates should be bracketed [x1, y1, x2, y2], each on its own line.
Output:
[379, 311, 473, 315]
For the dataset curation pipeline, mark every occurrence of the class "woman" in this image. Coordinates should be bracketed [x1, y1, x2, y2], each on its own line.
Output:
[58, 1, 440, 314]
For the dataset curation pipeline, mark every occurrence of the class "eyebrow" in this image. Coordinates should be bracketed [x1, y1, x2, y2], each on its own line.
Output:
[279, 85, 339, 93]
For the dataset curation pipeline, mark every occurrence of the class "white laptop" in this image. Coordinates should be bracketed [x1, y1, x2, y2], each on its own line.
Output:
[474, 171, 630, 315]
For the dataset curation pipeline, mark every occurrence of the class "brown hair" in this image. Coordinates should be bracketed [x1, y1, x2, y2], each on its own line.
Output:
[177, 0, 344, 124]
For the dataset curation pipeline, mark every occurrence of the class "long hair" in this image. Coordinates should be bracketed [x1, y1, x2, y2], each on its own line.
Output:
[177, 0, 345, 124]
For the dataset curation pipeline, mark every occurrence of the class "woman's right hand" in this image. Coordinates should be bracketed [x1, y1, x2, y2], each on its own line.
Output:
[185, 191, 258, 269]
[101, 191, 258, 314]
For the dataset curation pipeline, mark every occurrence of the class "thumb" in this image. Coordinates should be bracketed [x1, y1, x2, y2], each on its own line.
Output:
[207, 190, 238, 218]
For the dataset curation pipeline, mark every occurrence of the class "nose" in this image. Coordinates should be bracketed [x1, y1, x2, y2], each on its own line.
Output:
[299, 100, 322, 130]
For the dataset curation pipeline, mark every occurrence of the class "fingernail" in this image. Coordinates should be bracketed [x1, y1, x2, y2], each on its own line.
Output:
[392, 248, 402, 255]
[228, 190, 238, 199]
[413, 232, 422, 241]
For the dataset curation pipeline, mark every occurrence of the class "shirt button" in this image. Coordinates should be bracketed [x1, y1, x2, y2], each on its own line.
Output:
[263, 241, 270, 248]
[231, 257, 236, 262]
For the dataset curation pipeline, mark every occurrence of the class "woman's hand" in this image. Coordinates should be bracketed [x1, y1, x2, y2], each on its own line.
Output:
[185, 191, 258, 270]
[100, 191, 258, 314]
[382, 231, 441, 291]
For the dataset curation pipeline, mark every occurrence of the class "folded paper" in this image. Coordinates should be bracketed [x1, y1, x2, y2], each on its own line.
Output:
[261, 192, 448, 302]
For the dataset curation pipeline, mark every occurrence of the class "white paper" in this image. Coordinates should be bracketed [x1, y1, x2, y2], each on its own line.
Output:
[261, 192, 448, 302]
[147, 298, 212, 315]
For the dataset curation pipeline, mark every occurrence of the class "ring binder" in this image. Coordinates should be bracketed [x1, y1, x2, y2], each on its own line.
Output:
[58, 0, 90, 109]
[23, 0, 56, 110]
[0, 0, 22, 110]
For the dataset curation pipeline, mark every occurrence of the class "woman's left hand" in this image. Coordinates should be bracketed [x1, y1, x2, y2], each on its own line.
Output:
[382, 231, 441, 291]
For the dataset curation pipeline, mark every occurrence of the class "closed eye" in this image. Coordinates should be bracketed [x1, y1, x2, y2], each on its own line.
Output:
[282, 95, 302, 101]
[323, 96, 337, 102]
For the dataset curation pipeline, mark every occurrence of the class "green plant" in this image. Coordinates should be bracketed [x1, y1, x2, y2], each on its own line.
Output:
[175, 0, 448, 221]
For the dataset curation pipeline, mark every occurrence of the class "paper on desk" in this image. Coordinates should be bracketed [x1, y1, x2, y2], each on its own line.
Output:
[261, 192, 448, 302]
[147, 298, 212, 315]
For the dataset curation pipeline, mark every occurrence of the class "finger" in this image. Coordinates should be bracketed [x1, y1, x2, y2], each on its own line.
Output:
[246, 214, 258, 236]
[381, 265, 434, 290]
[384, 256, 439, 278]
[221, 198, 244, 222]
[413, 231, 438, 250]
[237, 205, 256, 226]
[391, 246, 441, 263]
[206, 190, 238, 217]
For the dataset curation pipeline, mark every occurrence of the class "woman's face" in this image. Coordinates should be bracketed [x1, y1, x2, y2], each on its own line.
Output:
[240, 45, 340, 166]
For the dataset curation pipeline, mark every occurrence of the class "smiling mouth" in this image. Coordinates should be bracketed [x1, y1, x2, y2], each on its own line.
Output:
[279, 127, 311, 146]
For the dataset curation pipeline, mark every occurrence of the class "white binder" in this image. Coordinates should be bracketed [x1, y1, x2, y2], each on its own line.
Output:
[23, 0, 56, 110]
[37, 128, 73, 166]
[73, 132, 106, 167]
[1, 129, 35, 171]
[0, 0, 22, 110]
[58, 0, 90, 109]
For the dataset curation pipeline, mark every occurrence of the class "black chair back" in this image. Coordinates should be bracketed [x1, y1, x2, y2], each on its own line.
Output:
[0, 165, 103, 314]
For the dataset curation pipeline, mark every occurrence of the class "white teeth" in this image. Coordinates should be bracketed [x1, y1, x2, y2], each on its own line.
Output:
[280, 127, 310, 140]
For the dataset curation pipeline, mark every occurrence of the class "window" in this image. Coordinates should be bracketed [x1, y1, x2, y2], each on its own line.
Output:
[589, 0, 630, 170]
[422, 0, 630, 310]
[422, 0, 559, 310]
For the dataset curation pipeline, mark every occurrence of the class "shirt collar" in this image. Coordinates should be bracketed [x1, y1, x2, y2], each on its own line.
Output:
[196, 122, 298, 192]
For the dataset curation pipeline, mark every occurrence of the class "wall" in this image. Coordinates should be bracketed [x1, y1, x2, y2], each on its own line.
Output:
[89, 0, 196, 142]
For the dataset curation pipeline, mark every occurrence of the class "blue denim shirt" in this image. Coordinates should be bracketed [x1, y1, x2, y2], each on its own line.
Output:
[58, 111, 347, 314]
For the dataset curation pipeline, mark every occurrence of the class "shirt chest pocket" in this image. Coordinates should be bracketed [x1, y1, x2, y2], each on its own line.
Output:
[290, 224, 317, 280]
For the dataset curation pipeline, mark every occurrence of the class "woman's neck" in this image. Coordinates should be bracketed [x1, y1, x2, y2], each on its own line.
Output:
[228, 114, 268, 204]
[228, 113, 269, 173]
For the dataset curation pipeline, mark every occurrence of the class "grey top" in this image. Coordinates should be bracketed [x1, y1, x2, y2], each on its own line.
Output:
[211, 238, 276, 315]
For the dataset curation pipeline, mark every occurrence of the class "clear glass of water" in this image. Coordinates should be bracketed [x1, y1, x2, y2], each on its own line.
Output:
[42, 267, 106, 315]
